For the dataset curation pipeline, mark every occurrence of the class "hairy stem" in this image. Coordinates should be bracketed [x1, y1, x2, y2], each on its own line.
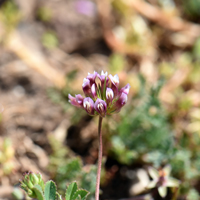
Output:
[95, 116, 103, 200]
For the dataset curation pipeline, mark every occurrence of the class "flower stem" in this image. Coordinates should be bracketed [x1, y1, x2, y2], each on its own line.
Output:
[95, 116, 103, 200]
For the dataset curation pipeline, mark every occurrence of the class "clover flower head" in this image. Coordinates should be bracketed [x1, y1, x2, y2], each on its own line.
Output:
[68, 71, 130, 117]
[147, 165, 180, 198]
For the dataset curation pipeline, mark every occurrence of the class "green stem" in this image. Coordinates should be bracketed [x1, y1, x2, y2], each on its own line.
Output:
[95, 116, 103, 200]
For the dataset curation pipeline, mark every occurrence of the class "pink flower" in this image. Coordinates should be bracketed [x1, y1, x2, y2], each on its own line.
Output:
[68, 94, 82, 108]
[87, 71, 98, 85]
[69, 71, 130, 117]
[119, 83, 130, 95]
[109, 74, 119, 96]
[82, 78, 91, 97]
[83, 97, 95, 115]
[106, 88, 114, 105]
[94, 98, 107, 117]
[114, 92, 128, 112]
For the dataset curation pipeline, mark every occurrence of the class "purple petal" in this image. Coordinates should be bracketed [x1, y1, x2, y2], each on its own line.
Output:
[68, 94, 82, 108]
[82, 78, 91, 96]
[83, 97, 94, 115]
[109, 74, 119, 87]
[120, 83, 130, 95]
[94, 98, 107, 117]
[114, 92, 128, 110]
[97, 70, 108, 82]
[87, 71, 98, 85]
[75, 94, 84, 106]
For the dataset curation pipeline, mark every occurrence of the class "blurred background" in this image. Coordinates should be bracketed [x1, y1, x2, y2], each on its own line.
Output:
[1, 0, 200, 199]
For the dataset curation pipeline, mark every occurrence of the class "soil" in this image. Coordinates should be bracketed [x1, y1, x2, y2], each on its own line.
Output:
[0, 0, 192, 200]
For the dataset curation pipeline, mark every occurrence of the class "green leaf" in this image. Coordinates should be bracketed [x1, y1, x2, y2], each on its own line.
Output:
[34, 184, 43, 193]
[72, 189, 89, 200]
[44, 181, 57, 200]
[32, 185, 45, 200]
[65, 182, 78, 200]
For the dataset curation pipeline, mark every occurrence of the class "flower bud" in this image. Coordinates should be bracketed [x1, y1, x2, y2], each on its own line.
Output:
[82, 78, 92, 96]
[83, 97, 95, 115]
[114, 92, 128, 112]
[97, 71, 109, 92]
[106, 88, 114, 105]
[87, 71, 97, 85]
[119, 83, 130, 95]
[109, 74, 119, 96]
[20, 171, 45, 198]
[68, 94, 82, 108]
[75, 94, 84, 106]
[94, 98, 107, 117]
[29, 172, 39, 185]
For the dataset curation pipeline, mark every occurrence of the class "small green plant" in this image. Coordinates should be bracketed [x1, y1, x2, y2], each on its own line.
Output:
[20, 172, 89, 200]
[110, 76, 173, 165]
[48, 135, 96, 200]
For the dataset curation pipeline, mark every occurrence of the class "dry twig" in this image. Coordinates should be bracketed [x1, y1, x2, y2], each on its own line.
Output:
[6, 31, 66, 89]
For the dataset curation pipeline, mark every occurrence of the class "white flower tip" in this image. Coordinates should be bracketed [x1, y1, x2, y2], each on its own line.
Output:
[106, 89, 114, 99]
[91, 84, 95, 92]
[88, 72, 90, 75]
[114, 74, 119, 83]
[101, 70, 108, 76]
[83, 101, 90, 109]
[114, 74, 119, 81]
[97, 103, 104, 110]
[82, 78, 89, 86]
[83, 78, 88, 82]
